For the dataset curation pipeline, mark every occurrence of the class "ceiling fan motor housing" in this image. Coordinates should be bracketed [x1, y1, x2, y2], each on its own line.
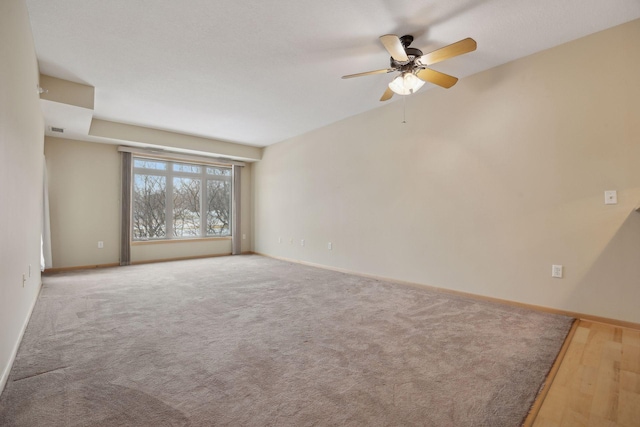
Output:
[390, 47, 423, 70]
[399, 35, 414, 47]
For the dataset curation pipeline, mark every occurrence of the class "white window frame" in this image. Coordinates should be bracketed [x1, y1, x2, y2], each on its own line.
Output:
[132, 156, 232, 241]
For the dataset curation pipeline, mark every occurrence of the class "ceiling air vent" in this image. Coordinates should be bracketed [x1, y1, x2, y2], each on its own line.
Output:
[50, 126, 64, 133]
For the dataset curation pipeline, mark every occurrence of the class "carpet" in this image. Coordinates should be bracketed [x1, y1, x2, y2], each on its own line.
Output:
[0, 255, 574, 426]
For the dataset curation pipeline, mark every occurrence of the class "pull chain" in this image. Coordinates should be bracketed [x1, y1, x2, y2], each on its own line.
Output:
[402, 94, 407, 124]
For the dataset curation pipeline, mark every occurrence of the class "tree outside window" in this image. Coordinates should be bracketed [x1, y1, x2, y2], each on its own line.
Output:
[132, 158, 231, 240]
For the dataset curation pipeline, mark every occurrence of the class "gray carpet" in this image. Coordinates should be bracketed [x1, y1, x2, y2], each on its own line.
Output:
[0, 255, 573, 426]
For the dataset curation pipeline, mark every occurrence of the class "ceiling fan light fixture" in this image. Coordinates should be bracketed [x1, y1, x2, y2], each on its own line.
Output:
[388, 72, 425, 95]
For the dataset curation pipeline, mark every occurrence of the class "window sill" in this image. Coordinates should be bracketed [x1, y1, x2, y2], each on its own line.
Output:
[132, 236, 232, 246]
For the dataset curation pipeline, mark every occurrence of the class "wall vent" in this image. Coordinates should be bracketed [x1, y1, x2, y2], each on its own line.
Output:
[51, 127, 64, 133]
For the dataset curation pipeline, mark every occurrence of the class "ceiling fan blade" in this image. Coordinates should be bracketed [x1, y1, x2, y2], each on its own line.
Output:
[379, 34, 409, 62]
[419, 37, 477, 66]
[342, 69, 393, 79]
[416, 68, 458, 88]
[380, 86, 394, 102]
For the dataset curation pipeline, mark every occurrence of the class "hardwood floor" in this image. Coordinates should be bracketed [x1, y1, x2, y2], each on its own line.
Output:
[533, 320, 640, 427]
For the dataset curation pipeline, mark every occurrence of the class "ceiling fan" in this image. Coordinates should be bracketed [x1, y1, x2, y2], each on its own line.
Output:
[342, 34, 477, 101]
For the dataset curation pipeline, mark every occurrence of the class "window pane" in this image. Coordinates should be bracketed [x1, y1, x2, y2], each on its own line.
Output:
[133, 174, 166, 239]
[207, 179, 231, 236]
[173, 177, 201, 237]
[134, 159, 167, 170]
[206, 166, 231, 176]
[131, 157, 233, 241]
[173, 163, 201, 174]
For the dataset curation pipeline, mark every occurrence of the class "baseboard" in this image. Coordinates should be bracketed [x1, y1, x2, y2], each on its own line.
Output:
[130, 252, 232, 266]
[0, 280, 43, 395]
[44, 251, 254, 272]
[253, 252, 640, 330]
[44, 263, 120, 274]
[43, 252, 640, 330]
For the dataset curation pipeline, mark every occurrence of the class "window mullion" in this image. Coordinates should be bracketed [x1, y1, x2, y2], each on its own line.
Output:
[200, 173, 206, 237]
[166, 162, 174, 238]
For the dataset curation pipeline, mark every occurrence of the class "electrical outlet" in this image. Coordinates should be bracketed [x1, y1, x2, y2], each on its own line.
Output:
[604, 190, 617, 205]
[242, 234, 246, 240]
[98, 241, 104, 249]
[22, 274, 26, 287]
[301, 239, 305, 247]
[552, 265, 563, 278]
[328, 242, 332, 250]
[278, 236, 282, 243]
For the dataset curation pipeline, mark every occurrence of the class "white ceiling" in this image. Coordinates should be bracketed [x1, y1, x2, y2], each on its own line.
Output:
[26, 0, 640, 148]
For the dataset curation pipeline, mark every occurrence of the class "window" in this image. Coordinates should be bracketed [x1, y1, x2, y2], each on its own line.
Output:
[132, 157, 232, 241]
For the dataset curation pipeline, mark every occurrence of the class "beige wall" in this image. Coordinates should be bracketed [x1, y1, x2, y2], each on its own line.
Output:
[253, 19, 640, 323]
[0, 0, 45, 391]
[45, 137, 253, 268]
[45, 137, 121, 267]
[131, 239, 232, 263]
[89, 120, 262, 162]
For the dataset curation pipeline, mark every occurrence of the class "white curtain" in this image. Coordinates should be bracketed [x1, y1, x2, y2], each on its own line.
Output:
[41, 155, 52, 271]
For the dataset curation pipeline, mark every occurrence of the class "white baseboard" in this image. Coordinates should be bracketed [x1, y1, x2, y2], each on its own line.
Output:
[0, 281, 42, 395]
